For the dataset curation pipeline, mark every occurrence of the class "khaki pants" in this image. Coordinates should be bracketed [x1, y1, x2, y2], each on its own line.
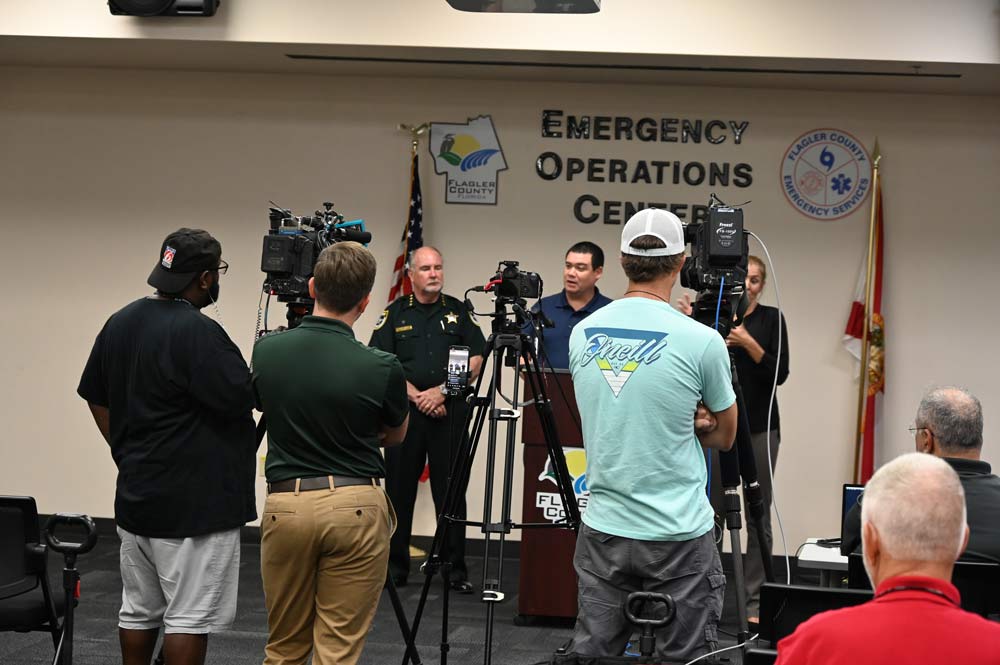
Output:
[260, 483, 394, 665]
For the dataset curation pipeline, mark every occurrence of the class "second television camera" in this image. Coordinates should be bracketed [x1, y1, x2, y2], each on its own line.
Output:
[680, 198, 750, 335]
[260, 201, 372, 303]
[467, 260, 544, 337]
[492, 260, 542, 301]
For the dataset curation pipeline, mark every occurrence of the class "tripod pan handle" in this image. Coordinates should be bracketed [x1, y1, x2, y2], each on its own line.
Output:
[623, 591, 676, 628]
[44, 513, 98, 556]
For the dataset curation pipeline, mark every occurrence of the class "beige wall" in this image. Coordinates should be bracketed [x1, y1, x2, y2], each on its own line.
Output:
[1, 65, 998, 557]
[3, 0, 999, 64]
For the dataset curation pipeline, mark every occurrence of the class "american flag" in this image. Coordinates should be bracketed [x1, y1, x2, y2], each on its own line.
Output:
[387, 153, 424, 303]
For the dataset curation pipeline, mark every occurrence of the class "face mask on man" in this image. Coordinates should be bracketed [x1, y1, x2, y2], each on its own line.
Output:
[202, 272, 226, 331]
[208, 274, 221, 303]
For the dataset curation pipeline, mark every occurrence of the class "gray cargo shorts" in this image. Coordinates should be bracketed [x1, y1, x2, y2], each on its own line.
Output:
[566, 524, 725, 662]
[117, 526, 240, 634]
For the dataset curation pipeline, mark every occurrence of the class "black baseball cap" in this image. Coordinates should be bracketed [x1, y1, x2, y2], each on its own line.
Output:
[147, 228, 222, 293]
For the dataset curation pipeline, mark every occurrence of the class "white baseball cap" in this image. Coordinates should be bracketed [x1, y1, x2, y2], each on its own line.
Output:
[620, 208, 685, 256]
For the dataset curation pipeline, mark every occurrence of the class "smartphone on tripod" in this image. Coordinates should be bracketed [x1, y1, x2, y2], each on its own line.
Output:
[445, 346, 471, 396]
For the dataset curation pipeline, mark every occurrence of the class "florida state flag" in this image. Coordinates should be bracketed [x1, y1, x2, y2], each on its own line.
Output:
[844, 176, 884, 483]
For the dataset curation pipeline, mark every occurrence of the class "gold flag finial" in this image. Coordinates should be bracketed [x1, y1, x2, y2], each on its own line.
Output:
[398, 122, 429, 155]
[872, 138, 882, 170]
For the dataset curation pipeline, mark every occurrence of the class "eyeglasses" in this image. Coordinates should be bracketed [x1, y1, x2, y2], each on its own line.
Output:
[213, 260, 229, 275]
[907, 425, 932, 436]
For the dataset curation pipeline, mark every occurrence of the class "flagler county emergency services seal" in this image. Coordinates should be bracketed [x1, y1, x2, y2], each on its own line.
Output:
[781, 128, 872, 221]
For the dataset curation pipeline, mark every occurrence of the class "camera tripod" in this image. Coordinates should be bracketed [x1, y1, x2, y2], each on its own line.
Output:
[402, 296, 581, 665]
[689, 289, 775, 646]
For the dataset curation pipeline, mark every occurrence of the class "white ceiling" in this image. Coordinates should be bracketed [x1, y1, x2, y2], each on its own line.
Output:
[1, 36, 997, 95]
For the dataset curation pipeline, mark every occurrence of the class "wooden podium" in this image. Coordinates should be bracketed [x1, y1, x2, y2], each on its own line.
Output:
[517, 368, 585, 620]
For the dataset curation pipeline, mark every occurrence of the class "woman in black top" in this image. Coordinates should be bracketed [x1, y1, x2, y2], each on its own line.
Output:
[725, 255, 790, 620]
[677, 255, 791, 620]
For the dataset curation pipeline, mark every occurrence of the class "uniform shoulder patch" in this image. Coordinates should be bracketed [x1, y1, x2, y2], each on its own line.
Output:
[374, 309, 389, 330]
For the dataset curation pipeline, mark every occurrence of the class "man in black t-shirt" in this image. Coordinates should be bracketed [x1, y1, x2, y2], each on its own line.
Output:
[252, 242, 409, 665]
[78, 229, 255, 665]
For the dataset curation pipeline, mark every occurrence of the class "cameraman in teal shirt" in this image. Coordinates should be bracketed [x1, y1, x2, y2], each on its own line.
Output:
[566, 210, 737, 662]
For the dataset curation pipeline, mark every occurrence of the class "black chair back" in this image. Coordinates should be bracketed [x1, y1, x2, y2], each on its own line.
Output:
[849, 552, 1000, 617]
[0, 496, 43, 599]
[846, 552, 869, 589]
[745, 647, 778, 665]
[758, 582, 872, 644]
[951, 558, 1000, 617]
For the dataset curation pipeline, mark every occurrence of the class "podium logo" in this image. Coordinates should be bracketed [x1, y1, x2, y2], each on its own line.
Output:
[535, 448, 588, 523]
[580, 327, 670, 397]
[429, 116, 508, 205]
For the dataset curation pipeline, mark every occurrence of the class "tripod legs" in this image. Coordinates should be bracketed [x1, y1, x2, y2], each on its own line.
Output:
[723, 489, 751, 644]
[383, 575, 422, 665]
[403, 330, 579, 665]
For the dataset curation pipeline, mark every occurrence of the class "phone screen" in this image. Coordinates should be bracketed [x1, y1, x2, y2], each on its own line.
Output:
[445, 346, 471, 394]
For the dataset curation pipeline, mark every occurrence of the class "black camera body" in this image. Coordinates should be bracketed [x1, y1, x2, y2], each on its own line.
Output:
[495, 261, 542, 300]
[261, 202, 371, 303]
[680, 203, 749, 336]
[680, 205, 748, 293]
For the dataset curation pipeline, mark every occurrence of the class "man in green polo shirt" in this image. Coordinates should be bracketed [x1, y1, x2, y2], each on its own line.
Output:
[252, 242, 409, 665]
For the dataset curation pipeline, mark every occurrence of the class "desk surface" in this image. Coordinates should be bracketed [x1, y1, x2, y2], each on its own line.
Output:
[798, 537, 848, 571]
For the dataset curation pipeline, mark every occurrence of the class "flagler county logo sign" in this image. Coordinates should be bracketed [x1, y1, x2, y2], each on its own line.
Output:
[429, 115, 508, 205]
[781, 128, 872, 221]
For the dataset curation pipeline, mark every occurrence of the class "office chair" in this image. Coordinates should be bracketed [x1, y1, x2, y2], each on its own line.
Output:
[0, 495, 98, 665]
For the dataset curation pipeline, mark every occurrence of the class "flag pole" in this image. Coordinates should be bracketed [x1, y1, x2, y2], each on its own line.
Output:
[853, 141, 882, 482]
[396, 122, 428, 242]
[398, 122, 429, 155]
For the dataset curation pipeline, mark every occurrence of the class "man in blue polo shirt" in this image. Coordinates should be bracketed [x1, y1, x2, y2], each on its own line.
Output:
[530, 241, 612, 369]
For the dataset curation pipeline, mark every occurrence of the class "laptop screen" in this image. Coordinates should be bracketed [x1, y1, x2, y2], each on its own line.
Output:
[842, 484, 864, 533]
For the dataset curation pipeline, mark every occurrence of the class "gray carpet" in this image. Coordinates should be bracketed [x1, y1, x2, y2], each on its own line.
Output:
[0, 532, 786, 665]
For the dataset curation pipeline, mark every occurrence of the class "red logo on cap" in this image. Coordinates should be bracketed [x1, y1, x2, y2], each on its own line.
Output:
[162, 246, 176, 269]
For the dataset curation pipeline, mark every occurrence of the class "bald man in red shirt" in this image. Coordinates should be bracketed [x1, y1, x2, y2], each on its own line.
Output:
[776, 453, 1000, 665]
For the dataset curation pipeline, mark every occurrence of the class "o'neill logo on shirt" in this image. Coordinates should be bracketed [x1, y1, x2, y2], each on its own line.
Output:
[581, 327, 669, 397]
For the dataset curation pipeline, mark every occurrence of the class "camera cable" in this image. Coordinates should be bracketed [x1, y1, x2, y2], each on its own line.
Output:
[681, 632, 759, 665]
[253, 290, 266, 348]
[748, 231, 791, 585]
[713, 276, 725, 331]
[207, 289, 226, 332]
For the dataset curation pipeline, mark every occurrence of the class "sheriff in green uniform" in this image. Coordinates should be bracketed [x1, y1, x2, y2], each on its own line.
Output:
[369, 246, 485, 591]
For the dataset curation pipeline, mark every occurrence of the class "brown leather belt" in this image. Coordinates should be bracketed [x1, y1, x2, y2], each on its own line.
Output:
[267, 475, 380, 494]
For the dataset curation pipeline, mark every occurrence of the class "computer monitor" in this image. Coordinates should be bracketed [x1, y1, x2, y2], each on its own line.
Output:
[758, 583, 873, 644]
[839, 484, 864, 552]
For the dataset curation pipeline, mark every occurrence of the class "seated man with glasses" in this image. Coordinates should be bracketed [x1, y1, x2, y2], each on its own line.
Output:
[843, 386, 1000, 562]
[78, 228, 256, 665]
